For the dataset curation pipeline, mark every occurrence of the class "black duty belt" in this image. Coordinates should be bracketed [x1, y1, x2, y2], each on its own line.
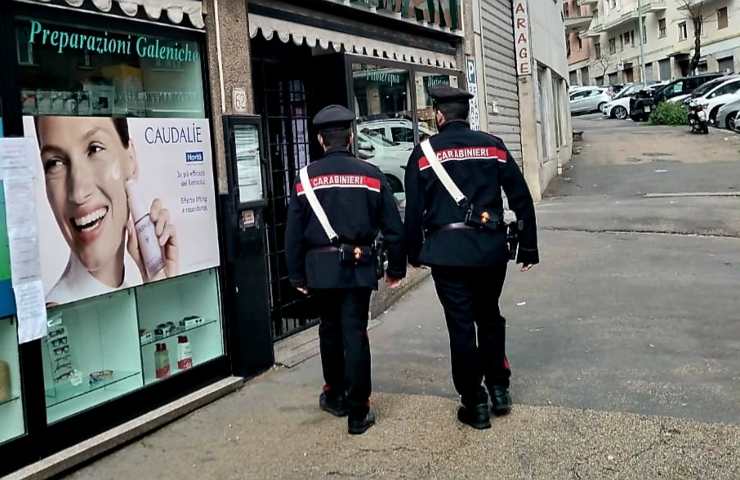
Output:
[310, 243, 375, 266]
[427, 220, 505, 235]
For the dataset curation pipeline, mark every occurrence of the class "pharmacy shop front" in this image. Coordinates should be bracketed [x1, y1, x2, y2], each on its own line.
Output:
[0, 1, 239, 474]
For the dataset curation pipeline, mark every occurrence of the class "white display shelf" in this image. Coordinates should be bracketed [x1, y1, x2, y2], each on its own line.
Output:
[140, 318, 219, 347]
[0, 395, 20, 408]
[45, 371, 140, 408]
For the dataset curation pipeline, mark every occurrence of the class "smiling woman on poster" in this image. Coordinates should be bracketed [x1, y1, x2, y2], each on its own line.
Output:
[35, 116, 179, 305]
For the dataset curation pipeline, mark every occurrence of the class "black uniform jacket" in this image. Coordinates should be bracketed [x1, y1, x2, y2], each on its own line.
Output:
[285, 147, 406, 290]
[404, 120, 539, 267]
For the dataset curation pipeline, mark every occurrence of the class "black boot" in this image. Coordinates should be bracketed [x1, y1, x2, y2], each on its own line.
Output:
[490, 387, 512, 416]
[457, 403, 491, 430]
[348, 409, 376, 435]
[319, 391, 349, 417]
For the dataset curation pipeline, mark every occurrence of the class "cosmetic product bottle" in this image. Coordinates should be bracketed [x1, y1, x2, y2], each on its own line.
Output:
[176, 336, 193, 370]
[0, 360, 10, 402]
[126, 180, 166, 278]
[154, 343, 170, 379]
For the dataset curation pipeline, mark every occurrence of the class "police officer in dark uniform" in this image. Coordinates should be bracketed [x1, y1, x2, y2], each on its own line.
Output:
[285, 104, 406, 435]
[404, 86, 539, 429]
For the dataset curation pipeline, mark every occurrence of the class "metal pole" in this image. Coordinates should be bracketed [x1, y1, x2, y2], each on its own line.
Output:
[637, 0, 646, 82]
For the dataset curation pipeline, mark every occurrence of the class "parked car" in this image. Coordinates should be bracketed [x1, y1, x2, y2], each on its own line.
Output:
[359, 118, 434, 148]
[357, 130, 412, 193]
[602, 83, 644, 119]
[652, 73, 725, 104]
[569, 87, 611, 114]
[716, 97, 740, 130]
[684, 76, 740, 124]
[632, 73, 725, 115]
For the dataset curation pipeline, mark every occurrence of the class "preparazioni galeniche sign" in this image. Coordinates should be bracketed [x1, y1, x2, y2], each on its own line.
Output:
[27, 20, 200, 62]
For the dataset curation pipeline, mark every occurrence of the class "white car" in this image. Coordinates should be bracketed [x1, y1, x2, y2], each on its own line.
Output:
[688, 76, 740, 124]
[358, 119, 434, 148]
[357, 131, 412, 193]
[716, 97, 740, 130]
[570, 87, 611, 114]
[601, 84, 645, 119]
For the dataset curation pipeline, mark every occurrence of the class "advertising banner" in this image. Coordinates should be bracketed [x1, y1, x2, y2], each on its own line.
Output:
[23, 116, 220, 306]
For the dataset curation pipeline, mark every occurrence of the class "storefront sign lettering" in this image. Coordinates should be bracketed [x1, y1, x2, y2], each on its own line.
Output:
[367, 71, 402, 85]
[27, 20, 199, 62]
[144, 124, 204, 145]
[513, 0, 531, 76]
[340, 0, 461, 31]
[466, 58, 480, 130]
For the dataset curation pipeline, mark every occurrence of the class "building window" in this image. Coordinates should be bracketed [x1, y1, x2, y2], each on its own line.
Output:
[718, 7, 728, 30]
[718, 56, 735, 74]
[609, 38, 616, 54]
[658, 18, 667, 38]
[594, 42, 602, 58]
[595, 75, 604, 86]
[619, 35, 624, 52]
[577, 37, 583, 50]
[564, 2, 570, 17]
[679, 21, 688, 41]
[642, 18, 647, 44]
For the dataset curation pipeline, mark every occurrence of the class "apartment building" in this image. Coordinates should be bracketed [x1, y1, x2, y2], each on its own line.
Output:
[566, 0, 595, 85]
[567, 0, 740, 86]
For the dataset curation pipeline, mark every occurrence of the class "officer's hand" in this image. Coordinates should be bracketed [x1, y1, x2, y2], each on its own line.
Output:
[296, 287, 309, 295]
[385, 275, 403, 289]
[520, 264, 535, 272]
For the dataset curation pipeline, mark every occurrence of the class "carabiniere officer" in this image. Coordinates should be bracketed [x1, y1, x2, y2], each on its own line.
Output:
[285, 104, 406, 435]
[404, 85, 540, 430]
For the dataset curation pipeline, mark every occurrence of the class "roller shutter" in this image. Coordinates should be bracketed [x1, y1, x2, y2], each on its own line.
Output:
[479, 0, 523, 165]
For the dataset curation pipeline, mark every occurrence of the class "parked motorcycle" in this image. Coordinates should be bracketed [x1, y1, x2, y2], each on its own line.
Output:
[688, 100, 709, 134]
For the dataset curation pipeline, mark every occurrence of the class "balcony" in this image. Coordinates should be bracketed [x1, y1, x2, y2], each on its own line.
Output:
[677, 0, 720, 10]
[583, 18, 604, 38]
[565, 15, 593, 33]
[641, 0, 667, 13]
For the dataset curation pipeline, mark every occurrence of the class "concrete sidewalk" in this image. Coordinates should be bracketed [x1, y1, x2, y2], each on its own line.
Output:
[66, 365, 740, 480]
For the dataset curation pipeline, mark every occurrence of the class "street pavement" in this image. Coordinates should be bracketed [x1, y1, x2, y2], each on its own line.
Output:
[65, 116, 740, 479]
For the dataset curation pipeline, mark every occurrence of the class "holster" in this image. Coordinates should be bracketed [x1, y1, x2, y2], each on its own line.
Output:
[463, 202, 503, 232]
[338, 244, 375, 266]
[506, 220, 523, 261]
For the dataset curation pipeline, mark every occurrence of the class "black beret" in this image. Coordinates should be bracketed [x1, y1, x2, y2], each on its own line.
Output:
[312, 104, 355, 128]
[429, 85, 474, 104]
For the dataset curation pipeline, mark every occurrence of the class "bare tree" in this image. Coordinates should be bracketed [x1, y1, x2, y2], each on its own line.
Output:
[592, 55, 612, 84]
[679, 0, 704, 75]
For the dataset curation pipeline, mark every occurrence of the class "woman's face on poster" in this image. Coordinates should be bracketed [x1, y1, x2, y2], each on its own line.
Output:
[36, 117, 136, 274]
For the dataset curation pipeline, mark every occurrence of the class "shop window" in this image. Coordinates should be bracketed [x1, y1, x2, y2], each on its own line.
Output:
[415, 71, 459, 138]
[43, 291, 142, 423]
[1, 318, 25, 445]
[12, 16, 224, 424]
[352, 63, 412, 194]
[15, 17, 205, 117]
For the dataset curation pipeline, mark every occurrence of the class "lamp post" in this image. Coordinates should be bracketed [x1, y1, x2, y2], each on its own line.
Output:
[638, 0, 646, 82]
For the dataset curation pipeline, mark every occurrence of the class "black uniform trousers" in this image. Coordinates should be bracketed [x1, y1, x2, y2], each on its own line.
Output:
[431, 263, 511, 406]
[316, 288, 373, 419]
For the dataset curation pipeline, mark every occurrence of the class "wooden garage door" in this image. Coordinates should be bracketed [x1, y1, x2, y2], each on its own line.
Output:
[479, 0, 522, 165]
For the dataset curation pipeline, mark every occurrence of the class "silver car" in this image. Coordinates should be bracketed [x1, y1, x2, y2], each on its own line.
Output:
[569, 87, 611, 114]
[716, 97, 740, 130]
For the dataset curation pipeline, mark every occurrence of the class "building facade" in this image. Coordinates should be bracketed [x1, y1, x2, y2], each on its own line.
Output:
[569, 0, 740, 86]
[470, 0, 572, 201]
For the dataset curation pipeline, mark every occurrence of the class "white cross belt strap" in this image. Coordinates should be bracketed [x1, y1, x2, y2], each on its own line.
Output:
[299, 166, 339, 243]
[420, 140, 467, 205]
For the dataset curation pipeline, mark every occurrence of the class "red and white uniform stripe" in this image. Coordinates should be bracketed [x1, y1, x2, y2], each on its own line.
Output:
[296, 174, 382, 196]
[418, 146, 508, 171]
